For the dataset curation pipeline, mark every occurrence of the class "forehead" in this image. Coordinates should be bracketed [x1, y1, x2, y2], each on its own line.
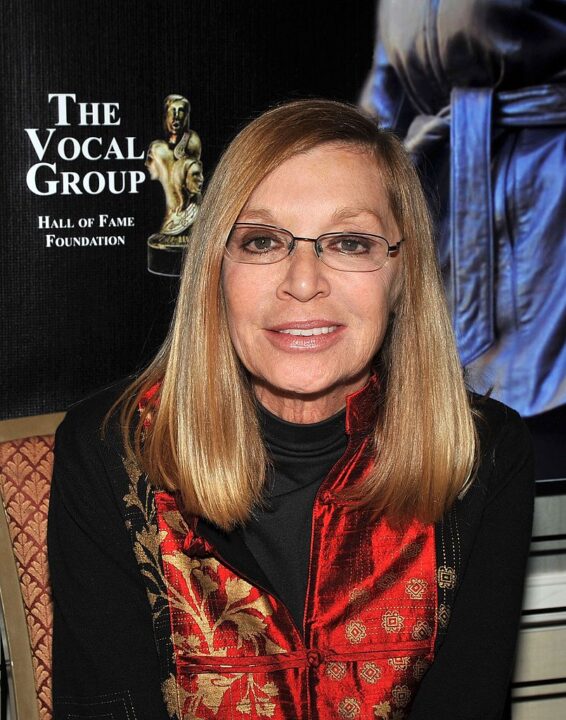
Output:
[240, 143, 395, 233]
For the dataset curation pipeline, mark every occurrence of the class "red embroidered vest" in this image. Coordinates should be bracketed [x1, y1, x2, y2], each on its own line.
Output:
[151, 379, 438, 720]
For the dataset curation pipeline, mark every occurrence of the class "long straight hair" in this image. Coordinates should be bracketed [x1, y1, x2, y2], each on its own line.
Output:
[116, 99, 478, 530]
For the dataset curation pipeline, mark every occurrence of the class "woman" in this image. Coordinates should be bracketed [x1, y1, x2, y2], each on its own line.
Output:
[48, 100, 534, 720]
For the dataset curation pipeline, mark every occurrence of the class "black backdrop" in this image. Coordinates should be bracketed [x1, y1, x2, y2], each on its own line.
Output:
[1, 0, 375, 419]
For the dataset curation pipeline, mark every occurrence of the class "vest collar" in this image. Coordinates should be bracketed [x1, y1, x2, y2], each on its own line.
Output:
[344, 372, 381, 436]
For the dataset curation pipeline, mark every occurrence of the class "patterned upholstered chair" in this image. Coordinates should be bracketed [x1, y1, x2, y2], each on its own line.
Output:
[0, 435, 55, 720]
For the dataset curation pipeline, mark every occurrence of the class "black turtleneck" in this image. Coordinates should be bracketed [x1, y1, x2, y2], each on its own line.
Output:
[238, 404, 348, 631]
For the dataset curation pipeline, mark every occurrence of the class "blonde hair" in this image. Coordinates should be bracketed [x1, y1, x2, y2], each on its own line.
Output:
[116, 99, 478, 530]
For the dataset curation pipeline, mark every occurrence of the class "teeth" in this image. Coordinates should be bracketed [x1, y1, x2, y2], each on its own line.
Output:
[278, 326, 338, 336]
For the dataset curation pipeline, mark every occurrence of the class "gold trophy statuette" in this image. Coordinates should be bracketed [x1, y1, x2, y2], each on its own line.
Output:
[146, 94, 203, 275]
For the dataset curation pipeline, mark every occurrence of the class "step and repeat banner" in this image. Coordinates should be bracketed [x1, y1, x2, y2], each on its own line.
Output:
[1, 0, 375, 419]
[2, 1, 564, 480]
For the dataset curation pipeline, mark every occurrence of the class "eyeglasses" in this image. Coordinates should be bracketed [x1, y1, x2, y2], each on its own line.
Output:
[225, 223, 403, 272]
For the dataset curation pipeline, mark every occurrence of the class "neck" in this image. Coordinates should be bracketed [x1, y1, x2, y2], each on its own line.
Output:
[253, 373, 370, 424]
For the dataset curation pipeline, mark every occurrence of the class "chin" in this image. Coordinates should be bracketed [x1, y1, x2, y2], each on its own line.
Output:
[258, 368, 366, 401]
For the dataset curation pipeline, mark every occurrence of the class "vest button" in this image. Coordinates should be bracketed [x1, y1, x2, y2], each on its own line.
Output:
[307, 650, 322, 668]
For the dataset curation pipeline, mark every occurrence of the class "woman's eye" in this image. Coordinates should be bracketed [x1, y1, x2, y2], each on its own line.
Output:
[242, 234, 282, 253]
[327, 235, 371, 254]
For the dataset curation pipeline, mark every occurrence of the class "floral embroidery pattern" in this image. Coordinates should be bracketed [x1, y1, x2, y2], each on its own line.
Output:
[235, 677, 279, 716]
[401, 541, 422, 559]
[392, 685, 411, 708]
[437, 565, 456, 589]
[349, 587, 370, 608]
[387, 657, 410, 672]
[374, 706, 406, 720]
[162, 551, 286, 658]
[175, 673, 279, 719]
[381, 610, 405, 634]
[375, 571, 398, 589]
[411, 620, 433, 641]
[338, 697, 361, 719]
[122, 461, 180, 719]
[360, 662, 382, 683]
[326, 661, 347, 680]
[152, 487, 304, 720]
[437, 603, 451, 628]
[413, 658, 429, 681]
[405, 578, 427, 600]
[373, 700, 392, 718]
[345, 619, 367, 644]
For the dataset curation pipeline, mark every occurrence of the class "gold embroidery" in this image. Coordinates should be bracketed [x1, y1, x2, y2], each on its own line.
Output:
[172, 632, 203, 655]
[161, 509, 191, 537]
[163, 537, 287, 716]
[373, 700, 391, 718]
[411, 620, 433, 641]
[388, 657, 410, 671]
[123, 455, 142, 484]
[437, 603, 451, 628]
[401, 541, 422, 559]
[345, 619, 367, 644]
[326, 661, 347, 680]
[381, 610, 404, 633]
[391, 684, 411, 708]
[161, 674, 179, 718]
[235, 676, 279, 717]
[181, 670, 279, 718]
[122, 478, 172, 623]
[413, 658, 429, 681]
[405, 578, 427, 600]
[123, 482, 148, 517]
[123, 471, 180, 717]
[349, 587, 370, 608]
[437, 565, 456, 589]
[338, 697, 361, 719]
[191, 672, 241, 715]
[162, 550, 286, 657]
[375, 571, 398, 589]
[360, 661, 382, 683]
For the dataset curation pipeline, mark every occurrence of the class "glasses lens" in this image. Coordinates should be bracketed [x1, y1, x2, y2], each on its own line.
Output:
[318, 233, 388, 271]
[226, 225, 291, 264]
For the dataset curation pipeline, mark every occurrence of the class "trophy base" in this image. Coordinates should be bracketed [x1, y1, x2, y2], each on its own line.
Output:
[147, 234, 190, 276]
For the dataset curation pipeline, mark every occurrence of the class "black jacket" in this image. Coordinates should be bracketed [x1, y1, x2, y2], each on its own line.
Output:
[48, 383, 534, 719]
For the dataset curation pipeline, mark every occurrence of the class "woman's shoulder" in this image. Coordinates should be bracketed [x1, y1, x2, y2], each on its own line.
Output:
[469, 393, 534, 497]
[471, 393, 530, 449]
[55, 377, 136, 465]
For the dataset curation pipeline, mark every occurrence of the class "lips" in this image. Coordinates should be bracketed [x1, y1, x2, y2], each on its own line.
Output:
[268, 319, 342, 331]
[265, 320, 344, 351]
[278, 325, 338, 336]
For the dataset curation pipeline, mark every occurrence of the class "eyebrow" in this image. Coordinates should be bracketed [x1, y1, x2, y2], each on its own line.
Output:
[239, 207, 384, 225]
[331, 206, 384, 224]
[238, 208, 277, 223]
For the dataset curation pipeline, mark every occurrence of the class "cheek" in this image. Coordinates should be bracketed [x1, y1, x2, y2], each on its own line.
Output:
[367, 262, 402, 328]
[222, 266, 266, 356]
[349, 272, 397, 330]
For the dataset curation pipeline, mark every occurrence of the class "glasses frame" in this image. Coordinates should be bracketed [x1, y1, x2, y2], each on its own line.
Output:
[225, 222, 404, 272]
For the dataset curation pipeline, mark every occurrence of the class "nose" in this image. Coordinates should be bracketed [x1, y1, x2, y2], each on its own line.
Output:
[276, 239, 331, 302]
